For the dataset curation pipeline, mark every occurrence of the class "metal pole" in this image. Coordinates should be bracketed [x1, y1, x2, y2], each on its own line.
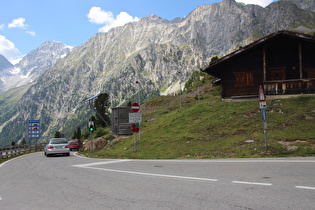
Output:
[134, 133, 137, 152]
[263, 120, 268, 150]
[264, 128, 268, 150]
[262, 109, 268, 150]
[136, 81, 141, 142]
[90, 130, 92, 151]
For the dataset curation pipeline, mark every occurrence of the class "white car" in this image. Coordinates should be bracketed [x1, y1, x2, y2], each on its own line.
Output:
[44, 138, 70, 157]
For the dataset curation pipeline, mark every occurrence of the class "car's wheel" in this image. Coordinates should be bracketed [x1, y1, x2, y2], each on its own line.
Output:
[66, 153, 70, 156]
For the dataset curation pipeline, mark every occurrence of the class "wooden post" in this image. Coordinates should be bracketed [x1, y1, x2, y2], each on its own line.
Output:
[299, 41, 303, 79]
[263, 47, 267, 81]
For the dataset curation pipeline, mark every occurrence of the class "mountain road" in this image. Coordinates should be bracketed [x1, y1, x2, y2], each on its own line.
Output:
[1, 153, 315, 209]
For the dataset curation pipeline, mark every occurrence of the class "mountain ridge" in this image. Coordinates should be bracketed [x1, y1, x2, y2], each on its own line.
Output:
[0, 0, 314, 145]
[0, 41, 72, 93]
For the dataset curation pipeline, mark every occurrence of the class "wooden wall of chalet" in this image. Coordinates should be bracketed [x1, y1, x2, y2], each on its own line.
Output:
[220, 36, 315, 98]
[221, 46, 264, 98]
[301, 40, 315, 78]
[111, 107, 132, 135]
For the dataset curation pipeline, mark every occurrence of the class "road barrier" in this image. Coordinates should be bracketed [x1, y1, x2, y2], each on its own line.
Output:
[0, 143, 46, 159]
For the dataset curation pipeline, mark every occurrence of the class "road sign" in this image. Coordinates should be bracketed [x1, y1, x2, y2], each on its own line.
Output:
[259, 85, 267, 109]
[259, 85, 266, 102]
[131, 103, 140, 112]
[260, 101, 267, 109]
[129, 113, 142, 123]
[28, 120, 40, 139]
[131, 123, 140, 133]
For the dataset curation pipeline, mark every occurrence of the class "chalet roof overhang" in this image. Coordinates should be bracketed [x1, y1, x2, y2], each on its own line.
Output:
[203, 30, 315, 78]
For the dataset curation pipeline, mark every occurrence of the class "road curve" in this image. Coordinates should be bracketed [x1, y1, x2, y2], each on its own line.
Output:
[1, 152, 315, 209]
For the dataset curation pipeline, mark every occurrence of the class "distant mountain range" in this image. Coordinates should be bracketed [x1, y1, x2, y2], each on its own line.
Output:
[0, 41, 72, 93]
[0, 0, 314, 145]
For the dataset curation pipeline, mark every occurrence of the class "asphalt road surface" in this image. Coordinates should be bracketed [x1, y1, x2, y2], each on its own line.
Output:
[1, 152, 315, 210]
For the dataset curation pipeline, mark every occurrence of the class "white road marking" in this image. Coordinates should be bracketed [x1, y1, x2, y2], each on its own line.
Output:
[232, 181, 272, 186]
[73, 163, 218, 182]
[127, 159, 315, 163]
[72, 159, 130, 168]
[296, 186, 315, 190]
[72, 160, 315, 190]
[0, 196, 2, 201]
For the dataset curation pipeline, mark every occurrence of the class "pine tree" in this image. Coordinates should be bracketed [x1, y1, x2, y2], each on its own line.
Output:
[94, 93, 111, 127]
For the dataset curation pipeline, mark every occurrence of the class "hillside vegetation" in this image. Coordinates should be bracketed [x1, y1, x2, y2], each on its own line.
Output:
[81, 75, 315, 159]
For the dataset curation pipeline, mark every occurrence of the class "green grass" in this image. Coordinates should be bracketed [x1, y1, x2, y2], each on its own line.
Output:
[80, 84, 315, 159]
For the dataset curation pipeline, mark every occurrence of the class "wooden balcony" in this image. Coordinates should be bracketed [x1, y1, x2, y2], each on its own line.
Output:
[264, 79, 315, 95]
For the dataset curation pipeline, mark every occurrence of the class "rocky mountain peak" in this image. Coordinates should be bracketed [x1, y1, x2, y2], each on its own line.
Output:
[286, 0, 315, 12]
[0, 54, 13, 73]
[0, 41, 72, 92]
[0, 0, 314, 145]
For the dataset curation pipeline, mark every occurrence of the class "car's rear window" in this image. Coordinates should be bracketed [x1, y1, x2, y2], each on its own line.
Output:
[69, 141, 78, 143]
[50, 139, 68, 144]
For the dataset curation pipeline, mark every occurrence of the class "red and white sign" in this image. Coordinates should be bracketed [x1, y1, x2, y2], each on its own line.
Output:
[259, 85, 266, 102]
[131, 123, 140, 133]
[259, 85, 267, 109]
[131, 103, 140, 112]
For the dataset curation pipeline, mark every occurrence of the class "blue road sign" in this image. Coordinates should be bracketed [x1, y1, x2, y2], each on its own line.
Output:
[28, 120, 40, 139]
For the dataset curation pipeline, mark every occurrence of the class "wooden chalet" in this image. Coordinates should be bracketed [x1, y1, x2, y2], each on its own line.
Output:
[203, 30, 315, 99]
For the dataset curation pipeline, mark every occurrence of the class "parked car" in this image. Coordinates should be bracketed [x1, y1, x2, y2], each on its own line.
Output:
[68, 140, 81, 151]
[44, 138, 70, 157]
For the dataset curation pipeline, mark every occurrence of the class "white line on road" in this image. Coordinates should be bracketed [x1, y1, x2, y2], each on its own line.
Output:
[232, 181, 273, 186]
[72, 159, 130, 168]
[296, 186, 315, 190]
[73, 164, 218, 182]
[127, 158, 315, 163]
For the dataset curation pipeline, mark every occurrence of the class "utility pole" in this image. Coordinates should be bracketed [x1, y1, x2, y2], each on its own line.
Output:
[136, 81, 141, 142]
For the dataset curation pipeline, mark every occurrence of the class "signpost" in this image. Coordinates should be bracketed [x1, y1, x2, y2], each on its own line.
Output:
[131, 103, 140, 112]
[28, 120, 40, 140]
[259, 85, 268, 150]
[129, 113, 142, 123]
[130, 103, 141, 152]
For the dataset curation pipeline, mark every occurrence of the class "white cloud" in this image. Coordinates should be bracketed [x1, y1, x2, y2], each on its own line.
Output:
[87, 7, 114, 24]
[8, 17, 28, 29]
[26, 31, 36, 36]
[0, 35, 23, 64]
[87, 7, 139, 32]
[236, 0, 274, 7]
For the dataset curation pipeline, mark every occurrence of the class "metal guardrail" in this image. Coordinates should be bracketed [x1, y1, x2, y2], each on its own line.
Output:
[0, 143, 46, 159]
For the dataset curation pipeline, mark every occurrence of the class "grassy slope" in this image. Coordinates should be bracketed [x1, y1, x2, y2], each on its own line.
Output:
[82, 80, 315, 159]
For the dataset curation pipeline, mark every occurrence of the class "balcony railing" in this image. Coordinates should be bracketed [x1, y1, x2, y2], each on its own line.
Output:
[264, 78, 315, 95]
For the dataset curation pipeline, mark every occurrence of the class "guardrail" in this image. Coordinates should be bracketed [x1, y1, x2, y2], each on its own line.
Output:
[0, 143, 46, 159]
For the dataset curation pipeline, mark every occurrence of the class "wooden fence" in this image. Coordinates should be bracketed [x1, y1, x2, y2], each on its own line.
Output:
[0, 143, 46, 159]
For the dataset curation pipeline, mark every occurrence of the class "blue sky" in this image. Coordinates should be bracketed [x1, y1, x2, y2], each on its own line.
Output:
[0, 0, 275, 64]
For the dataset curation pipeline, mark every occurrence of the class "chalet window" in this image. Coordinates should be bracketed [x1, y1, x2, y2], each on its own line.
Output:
[234, 72, 254, 87]
[269, 67, 286, 80]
